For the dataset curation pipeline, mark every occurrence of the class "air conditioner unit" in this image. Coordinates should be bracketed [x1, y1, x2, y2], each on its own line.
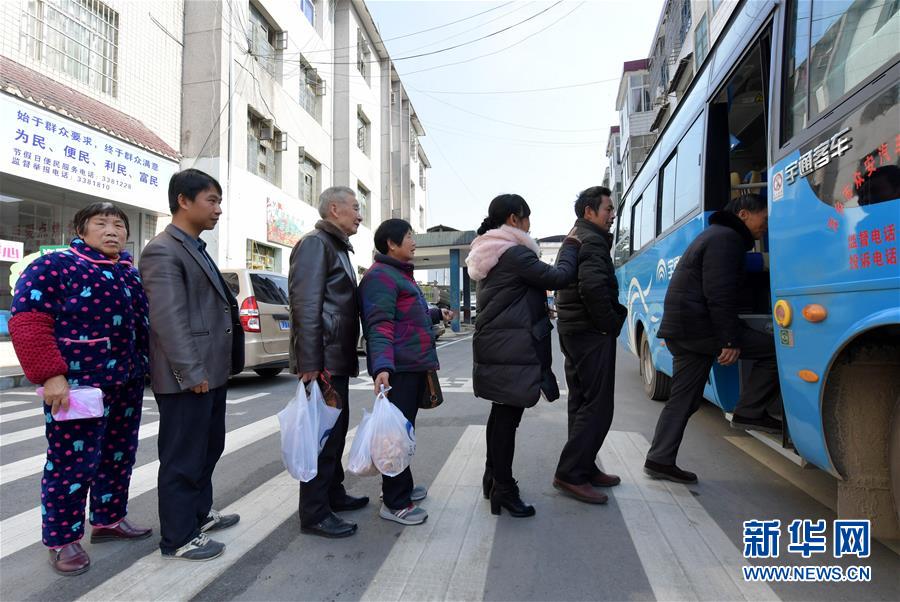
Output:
[297, 145, 306, 159]
[275, 130, 287, 152]
[259, 124, 274, 141]
[275, 31, 288, 51]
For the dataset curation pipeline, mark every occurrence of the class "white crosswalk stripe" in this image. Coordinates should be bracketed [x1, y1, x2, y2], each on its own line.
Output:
[600, 431, 779, 601]
[0, 400, 31, 409]
[0, 416, 279, 559]
[0, 407, 44, 425]
[226, 392, 269, 405]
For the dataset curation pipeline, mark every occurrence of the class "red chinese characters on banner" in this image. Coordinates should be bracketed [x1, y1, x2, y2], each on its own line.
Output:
[848, 223, 898, 270]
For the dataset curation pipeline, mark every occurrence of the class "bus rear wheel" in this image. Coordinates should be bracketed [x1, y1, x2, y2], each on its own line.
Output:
[640, 333, 670, 401]
[825, 340, 900, 540]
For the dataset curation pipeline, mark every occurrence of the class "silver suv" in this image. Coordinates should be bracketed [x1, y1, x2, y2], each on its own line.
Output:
[220, 268, 290, 378]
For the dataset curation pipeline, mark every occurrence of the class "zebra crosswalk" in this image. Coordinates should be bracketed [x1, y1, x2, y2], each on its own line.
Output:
[0, 379, 845, 602]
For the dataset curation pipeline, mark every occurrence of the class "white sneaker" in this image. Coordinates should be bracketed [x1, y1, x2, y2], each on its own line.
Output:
[379, 503, 428, 525]
[162, 533, 225, 561]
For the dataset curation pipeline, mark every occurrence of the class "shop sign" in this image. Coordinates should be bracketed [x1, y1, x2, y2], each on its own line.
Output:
[1, 94, 177, 212]
[266, 197, 307, 248]
[0, 239, 24, 262]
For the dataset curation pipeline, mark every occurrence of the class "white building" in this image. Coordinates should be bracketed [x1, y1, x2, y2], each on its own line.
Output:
[605, 125, 623, 204]
[0, 0, 183, 330]
[181, 0, 431, 276]
[615, 59, 655, 190]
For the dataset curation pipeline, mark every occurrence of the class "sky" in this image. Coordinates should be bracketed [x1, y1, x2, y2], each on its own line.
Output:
[367, 0, 665, 238]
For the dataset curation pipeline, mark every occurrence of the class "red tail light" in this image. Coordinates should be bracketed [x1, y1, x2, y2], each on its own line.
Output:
[239, 296, 261, 332]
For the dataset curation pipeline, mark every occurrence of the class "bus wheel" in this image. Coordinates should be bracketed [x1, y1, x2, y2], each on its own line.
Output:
[825, 341, 900, 540]
[640, 333, 670, 401]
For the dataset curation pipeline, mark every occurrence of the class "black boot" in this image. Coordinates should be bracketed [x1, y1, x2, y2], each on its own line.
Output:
[489, 481, 535, 518]
[482, 467, 493, 500]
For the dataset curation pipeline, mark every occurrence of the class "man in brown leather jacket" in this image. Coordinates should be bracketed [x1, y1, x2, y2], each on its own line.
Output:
[289, 186, 368, 538]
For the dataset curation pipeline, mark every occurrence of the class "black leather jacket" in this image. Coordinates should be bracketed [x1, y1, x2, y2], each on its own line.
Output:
[555, 218, 627, 336]
[288, 220, 360, 377]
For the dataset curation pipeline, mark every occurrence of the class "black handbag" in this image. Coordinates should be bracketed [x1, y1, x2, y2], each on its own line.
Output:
[419, 370, 444, 409]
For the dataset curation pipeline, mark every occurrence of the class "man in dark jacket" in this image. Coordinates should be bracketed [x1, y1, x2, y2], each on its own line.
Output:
[553, 186, 628, 505]
[289, 186, 368, 538]
[645, 194, 780, 484]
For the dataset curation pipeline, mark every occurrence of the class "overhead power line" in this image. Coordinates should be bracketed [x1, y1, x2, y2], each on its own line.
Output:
[413, 76, 621, 96]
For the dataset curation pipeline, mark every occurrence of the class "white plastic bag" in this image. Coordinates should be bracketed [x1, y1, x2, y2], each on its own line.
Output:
[347, 408, 379, 476]
[35, 385, 104, 421]
[369, 389, 416, 477]
[277, 381, 341, 482]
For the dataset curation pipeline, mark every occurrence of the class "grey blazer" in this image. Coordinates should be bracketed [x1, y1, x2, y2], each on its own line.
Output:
[139, 224, 244, 394]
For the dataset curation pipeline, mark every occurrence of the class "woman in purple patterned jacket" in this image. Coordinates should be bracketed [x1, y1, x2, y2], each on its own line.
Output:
[359, 219, 451, 527]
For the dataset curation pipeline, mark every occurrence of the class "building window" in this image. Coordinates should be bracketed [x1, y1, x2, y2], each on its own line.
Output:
[356, 109, 370, 156]
[22, 0, 119, 96]
[298, 61, 324, 121]
[694, 13, 709, 70]
[249, 3, 278, 78]
[247, 110, 277, 184]
[419, 206, 425, 230]
[629, 74, 651, 113]
[357, 29, 370, 82]
[711, 0, 722, 14]
[410, 130, 418, 162]
[680, 0, 692, 43]
[418, 163, 426, 190]
[246, 240, 276, 271]
[357, 183, 370, 227]
[298, 151, 319, 206]
[300, 0, 315, 27]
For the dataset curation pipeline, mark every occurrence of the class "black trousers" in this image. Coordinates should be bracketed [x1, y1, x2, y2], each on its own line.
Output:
[485, 403, 526, 487]
[647, 325, 780, 465]
[299, 375, 350, 527]
[156, 385, 227, 553]
[381, 372, 425, 510]
[555, 331, 617, 484]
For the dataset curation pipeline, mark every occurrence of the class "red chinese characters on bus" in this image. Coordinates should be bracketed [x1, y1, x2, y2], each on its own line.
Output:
[848, 224, 897, 270]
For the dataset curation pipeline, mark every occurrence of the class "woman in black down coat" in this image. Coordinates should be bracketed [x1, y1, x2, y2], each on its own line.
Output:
[466, 194, 579, 517]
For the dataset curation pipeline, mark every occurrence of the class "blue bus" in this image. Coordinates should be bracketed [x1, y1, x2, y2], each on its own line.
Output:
[613, 0, 899, 537]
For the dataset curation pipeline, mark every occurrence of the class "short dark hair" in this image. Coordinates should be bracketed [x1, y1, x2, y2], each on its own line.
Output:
[168, 168, 222, 214]
[574, 186, 612, 218]
[374, 218, 413, 254]
[724, 193, 766, 214]
[477, 194, 531, 235]
[72, 202, 130, 237]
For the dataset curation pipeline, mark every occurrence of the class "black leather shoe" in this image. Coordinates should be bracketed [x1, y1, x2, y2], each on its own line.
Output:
[643, 459, 698, 484]
[730, 413, 783, 434]
[331, 493, 369, 512]
[301, 513, 358, 538]
[489, 481, 535, 518]
[482, 468, 493, 500]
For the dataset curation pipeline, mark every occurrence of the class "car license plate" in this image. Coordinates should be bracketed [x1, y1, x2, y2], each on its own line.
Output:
[278, 320, 290, 331]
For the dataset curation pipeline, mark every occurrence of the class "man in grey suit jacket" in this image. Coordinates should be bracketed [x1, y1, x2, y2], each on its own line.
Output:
[140, 169, 244, 561]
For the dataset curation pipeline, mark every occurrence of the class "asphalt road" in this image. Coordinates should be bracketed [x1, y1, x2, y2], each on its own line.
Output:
[0, 331, 898, 601]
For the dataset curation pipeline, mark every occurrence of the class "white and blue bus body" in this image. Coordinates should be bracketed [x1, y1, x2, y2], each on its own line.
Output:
[613, 0, 899, 536]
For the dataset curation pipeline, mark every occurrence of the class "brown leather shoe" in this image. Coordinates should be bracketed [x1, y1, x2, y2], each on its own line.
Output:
[90, 518, 153, 543]
[589, 471, 621, 487]
[553, 478, 608, 504]
[49, 542, 90, 576]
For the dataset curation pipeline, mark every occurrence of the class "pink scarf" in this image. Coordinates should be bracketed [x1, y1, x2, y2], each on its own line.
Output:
[466, 225, 541, 281]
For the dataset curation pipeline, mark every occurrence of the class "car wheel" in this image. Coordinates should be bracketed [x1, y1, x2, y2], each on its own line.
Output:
[640, 333, 671, 401]
[254, 367, 283, 378]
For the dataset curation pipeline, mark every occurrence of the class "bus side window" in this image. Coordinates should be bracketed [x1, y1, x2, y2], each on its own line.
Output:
[614, 199, 632, 266]
[674, 116, 704, 220]
[659, 153, 678, 233]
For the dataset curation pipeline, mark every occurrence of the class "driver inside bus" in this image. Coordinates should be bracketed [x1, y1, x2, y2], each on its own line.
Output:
[644, 193, 782, 484]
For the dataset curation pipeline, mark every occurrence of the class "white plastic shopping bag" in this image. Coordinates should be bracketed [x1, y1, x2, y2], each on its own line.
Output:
[35, 385, 104, 421]
[278, 380, 341, 482]
[347, 408, 379, 476]
[369, 388, 416, 477]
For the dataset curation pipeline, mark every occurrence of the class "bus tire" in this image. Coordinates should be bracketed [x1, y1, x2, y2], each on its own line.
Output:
[640, 333, 670, 401]
[824, 340, 900, 540]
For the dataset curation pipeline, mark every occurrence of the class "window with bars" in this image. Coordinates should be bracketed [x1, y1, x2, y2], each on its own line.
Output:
[247, 111, 277, 184]
[356, 110, 370, 156]
[298, 62, 324, 122]
[246, 240, 276, 271]
[357, 183, 370, 227]
[249, 3, 277, 77]
[418, 163, 426, 190]
[357, 29, 370, 82]
[410, 130, 418, 162]
[22, 0, 119, 96]
[298, 152, 319, 206]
